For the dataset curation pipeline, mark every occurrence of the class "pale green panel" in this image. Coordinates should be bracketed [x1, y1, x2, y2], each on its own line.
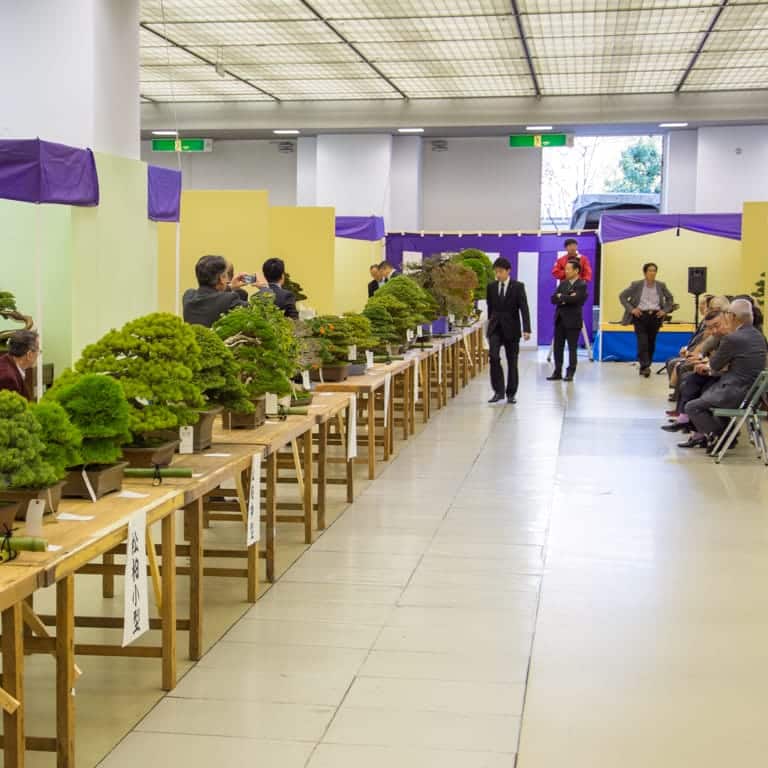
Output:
[71, 153, 158, 360]
[0, 199, 73, 375]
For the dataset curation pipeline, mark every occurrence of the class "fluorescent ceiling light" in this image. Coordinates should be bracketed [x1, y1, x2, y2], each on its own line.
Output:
[658, 122, 689, 128]
[151, 130, 178, 136]
[273, 129, 300, 135]
[398, 127, 424, 133]
[526, 125, 553, 131]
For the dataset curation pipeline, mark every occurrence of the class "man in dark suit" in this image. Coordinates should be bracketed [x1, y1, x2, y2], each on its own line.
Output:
[548, 259, 588, 382]
[681, 299, 768, 449]
[262, 258, 299, 320]
[0, 330, 38, 400]
[378, 261, 398, 285]
[368, 264, 381, 298]
[486, 257, 531, 404]
[183, 254, 251, 328]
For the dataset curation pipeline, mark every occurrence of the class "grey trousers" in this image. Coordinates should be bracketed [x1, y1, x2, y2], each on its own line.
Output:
[686, 385, 745, 436]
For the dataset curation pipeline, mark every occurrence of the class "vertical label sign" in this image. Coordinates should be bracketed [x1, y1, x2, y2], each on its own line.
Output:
[247, 453, 262, 546]
[123, 510, 149, 647]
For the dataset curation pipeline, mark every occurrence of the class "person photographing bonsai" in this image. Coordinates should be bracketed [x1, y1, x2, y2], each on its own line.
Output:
[548, 260, 588, 382]
[486, 257, 531, 404]
[619, 262, 675, 377]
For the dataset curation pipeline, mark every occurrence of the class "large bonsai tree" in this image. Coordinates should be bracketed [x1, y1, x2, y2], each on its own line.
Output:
[362, 301, 399, 349]
[75, 313, 204, 438]
[46, 372, 132, 465]
[214, 292, 299, 397]
[412, 256, 478, 320]
[455, 249, 494, 300]
[30, 401, 83, 477]
[190, 325, 253, 414]
[375, 275, 438, 325]
[308, 315, 355, 366]
[0, 391, 60, 489]
[365, 293, 416, 345]
[343, 313, 379, 358]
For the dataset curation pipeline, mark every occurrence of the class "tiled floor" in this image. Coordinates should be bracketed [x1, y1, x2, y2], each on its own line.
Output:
[90, 351, 768, 767]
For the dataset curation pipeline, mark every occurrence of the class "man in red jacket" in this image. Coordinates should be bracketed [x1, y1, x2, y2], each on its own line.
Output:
[0, 330, 38, 400]
[552, 238, 592, 282]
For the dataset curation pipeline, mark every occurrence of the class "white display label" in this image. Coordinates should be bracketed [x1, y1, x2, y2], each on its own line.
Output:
[122, 510, 149, 647]
[301, 370, 311, 389]
[406, 329, 414, 342]
[25, 499, 45, 537]
[247, 453, 262, 546]
[347, 344, 357, 362]
[265, 392, 278, 415]
[81, 468, 97, 503]
[365, 350, 374, 370]
[347, 394, 358, 460]
[179, 426, 194, 454]
[448, 313, 456, 324]
[383, 372, 392, 423]
[416, 326, 424, 339]
[413, 358, 420, 403]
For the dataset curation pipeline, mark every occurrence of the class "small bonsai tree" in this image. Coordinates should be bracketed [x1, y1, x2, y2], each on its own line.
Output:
[46, 372, 132, 465]
[30, 400, 83, 477]
[362, 301, 400, 350]
[214, 292, 299, 397]
[343, 313, 379, 360]
[412, 256, 478, 320]
[283, 273, 307, 303]
[375, 274, 438, 325]
[0, 391, 60, 489]
[0, 290, 34, 351]
[75, 313, 204, 440]
[456, 249, 495, 300]
[190, 325, 253, 414]
[308, 315, 355, 366]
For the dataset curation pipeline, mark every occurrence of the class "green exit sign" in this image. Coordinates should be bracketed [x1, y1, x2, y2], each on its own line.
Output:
[151, 138, 213, 152]
[509, 133, 571, 148]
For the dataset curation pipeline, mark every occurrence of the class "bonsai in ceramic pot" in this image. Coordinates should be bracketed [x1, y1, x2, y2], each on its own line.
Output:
[308, 315, 355, 381]
[214, 292, 299, 428]
[0, 391, 64, 517]
[411, 255, 478, 328]
[364, 293, 416, 352]
[46, 372, 132, 498]
[75, 313, 205, 466]
[342, 313, 379, 375]
[455, 248, 494, 301]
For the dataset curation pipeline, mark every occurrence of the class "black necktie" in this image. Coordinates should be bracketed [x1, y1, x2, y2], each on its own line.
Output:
[499, 281, 505, 299]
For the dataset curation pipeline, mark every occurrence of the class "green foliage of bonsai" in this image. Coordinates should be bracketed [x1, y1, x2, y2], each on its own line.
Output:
[412, 256, 478, 320]
[0, 391, 60, 489]
[308, 315, 355, 366]
[0, 291, 17, 313]
[294, 319, 323, 371]
[343, 313, 378, 359]
[375, 275, 438, 324]
[283, 273, 307, 302]
[455, 249, 495, 300]
[30, 400, 83, 477]
[75, 313, 204, 439]
[362, 301, 400, 348]
[190, 325, 254, 414]
[214, 292, 300, 398]
[46, 372, 132, 465]
[365, 293, 416, 346]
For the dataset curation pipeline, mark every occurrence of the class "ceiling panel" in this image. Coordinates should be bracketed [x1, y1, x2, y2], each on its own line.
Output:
[529, 32, 701, 57]
[537, 52, 691, 74]
[357, 38, 523, 62]
[312, 0, 511, 18]
[684, 67, 768, 90]
[140, 79, 274, 100]
[191, 43, 361, 64]
[706, 28, 768, 51]
[714, 3, 768, 29]
[142, 20, 337, 47]
[379, 59, 530, 78]
[333, 15, 518, 43]
[141, 65, 228, 82]
[261, 77, 400, 97]
[140, 46, 203, 66]
[693, 49, 768, 69]
[396, 76, 535, 98]
[519, 0, 718, 11]
[230, 62, 380, 80]
[141, 0, 313, 23]
[541, 69, 681, 94]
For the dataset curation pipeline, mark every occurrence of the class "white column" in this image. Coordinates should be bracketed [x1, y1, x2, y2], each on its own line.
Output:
[662, 130, 698, 213]
[296, 137, 318, 206]
[390, 136, 422, 231]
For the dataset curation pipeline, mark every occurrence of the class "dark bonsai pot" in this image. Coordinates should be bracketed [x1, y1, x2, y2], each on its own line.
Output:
[0, 481, 66, 518]
[62, 462, 129, 500]
[223, 397, 266, 430]
[193, 406, 224, 451]
[310, 364, 351, 382]
[122, 440, 180, 468]
[0, 502, 20, 530]
[348, 362, 366, 376]
[291, 392, 313, 407]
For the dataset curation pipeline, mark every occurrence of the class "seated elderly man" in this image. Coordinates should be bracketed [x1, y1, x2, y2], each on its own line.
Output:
[680, 299, 768, 451]
[0, 329, 39, 400]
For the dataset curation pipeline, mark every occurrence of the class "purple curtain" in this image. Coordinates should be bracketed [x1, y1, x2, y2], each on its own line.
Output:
[601, 212, 741, 243]
[335, 215, 386, 241]
[148, 165, 182, 222]
[385, 232, 599, 346]
[0, 138, 99, 206]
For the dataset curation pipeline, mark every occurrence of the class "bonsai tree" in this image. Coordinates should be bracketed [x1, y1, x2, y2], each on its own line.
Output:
[456, 249, 494, 300]
[283, 273, 307, 303]
[0, 391, 60, 489]
[412, 256, 478, 320]
[30, 400, 83, 477]
[190, 325, 253, 414]
[0, 290, 34, 351]
[214, 292, 299, 398]
[75, 313, 204, 440]
[46, 372, 132, 465]
[343, 313, 379, 359]
[308, 315, 355, 366]
[365, 293, 416, 345]
[362, 301, 399, 350]
[375, 274, 438, 325]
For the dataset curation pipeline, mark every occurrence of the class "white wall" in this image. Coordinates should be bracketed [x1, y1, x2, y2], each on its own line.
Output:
[421, 138, 542, 231]
[389, 136, 422, 232]
[296, 137, 317, 206]
[140, 140, 298, 205]
[662, 130, 698, 213]
[695, 126, 768, 212]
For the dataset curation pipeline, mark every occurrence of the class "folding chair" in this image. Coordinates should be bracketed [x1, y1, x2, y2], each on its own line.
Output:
[710, 370, 768, 464]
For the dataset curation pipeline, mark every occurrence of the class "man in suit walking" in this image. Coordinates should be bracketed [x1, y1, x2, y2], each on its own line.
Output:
[548, 260, 588, 382]
[0, 330, 38, 400]
[486, 257, 531, 404]
[262, 258, 299, 319]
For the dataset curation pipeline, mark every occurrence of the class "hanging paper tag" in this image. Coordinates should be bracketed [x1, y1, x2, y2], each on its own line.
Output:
[179, 426, 194, 454]
[301, 370, 311, 389]
[383, 372, 392, 423]
[406, 329, 414, 342]
[347, 344, 357, 362]
[365, 350, 374, 370]
[318, 367, 324, 383]
[81, 468, 97, 503]
[347, 394, 358, 460]
[265, 393, 278, 415]
[26, 499, 45, 537]
[448, 313, 456, 324]
[416, 325, 424, 339]
[247, 453, 262, 546]
[123, 510, 149, 647]
[438, 348, 443, 383]
[413, 358, 420, 403]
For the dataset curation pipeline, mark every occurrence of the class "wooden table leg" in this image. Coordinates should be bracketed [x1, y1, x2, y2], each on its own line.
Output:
[367, 393, 376, 480]
[184, 498, 203, 660]
[303, 429, 313, 544]
[102, 550, 115, 598]
[56, 576, 75, 768]
[161, 511, 177, 692]
[2, 602, 24, 768]
[344, 405, 354, 503]
[318, 421, 328, 529]
[382, 388, 391, 462]
[402, 369, 410, 442]
[265, 452, 277, 582]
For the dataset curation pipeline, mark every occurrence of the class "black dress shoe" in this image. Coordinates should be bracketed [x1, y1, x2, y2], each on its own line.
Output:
[488, 393, 505, 403]
[677, 436, 708, 449]
[546, 374, 562, 381]
[661, 422, 690, 433]
[640, 367, 651, 378]
[563, 374, 574, 382]
[707, 436, 738, 455]
[507, 396, 516, 404]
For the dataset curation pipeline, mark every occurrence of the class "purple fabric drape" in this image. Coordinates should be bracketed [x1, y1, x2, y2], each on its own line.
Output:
[385, 232, 598, 346]
[0, 138, 99, 206]
[600, 213, 742, 243]
[335, 215, 386, 241]
[148, 165, 182, 222]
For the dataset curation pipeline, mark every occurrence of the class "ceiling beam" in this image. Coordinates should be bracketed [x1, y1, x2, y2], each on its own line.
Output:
[139, 23, 279, 101]
[675, 0, 729, 93]
[509, 0, 541, 98]
[296, 0, 408, 99]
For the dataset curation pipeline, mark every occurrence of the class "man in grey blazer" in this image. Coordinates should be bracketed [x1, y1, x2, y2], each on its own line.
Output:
[681, 299, 767, 449]
[619, 263, 675, 377]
